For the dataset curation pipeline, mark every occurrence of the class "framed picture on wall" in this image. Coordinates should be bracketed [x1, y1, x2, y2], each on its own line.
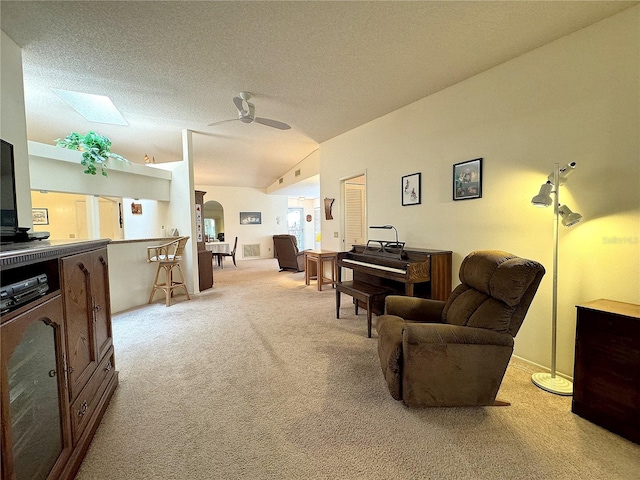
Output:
[453, 158, 483, 201]
[240, 212, 261, 225]
[402, 173, 421, 206]
[131, 202, 143, 214]
[32, 208, 49, 225]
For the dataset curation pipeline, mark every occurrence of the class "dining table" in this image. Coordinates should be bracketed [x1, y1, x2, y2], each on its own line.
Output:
[205, 242, 230, 266]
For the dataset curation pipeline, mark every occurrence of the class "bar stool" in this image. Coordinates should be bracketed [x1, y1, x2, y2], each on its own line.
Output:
[147, 236, 191, 306]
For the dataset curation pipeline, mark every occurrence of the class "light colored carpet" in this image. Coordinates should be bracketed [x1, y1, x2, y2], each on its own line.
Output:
[77, 259, 640, 479]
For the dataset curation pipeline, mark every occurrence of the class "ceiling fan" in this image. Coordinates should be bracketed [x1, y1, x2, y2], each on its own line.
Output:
[208, 92, 291, 130]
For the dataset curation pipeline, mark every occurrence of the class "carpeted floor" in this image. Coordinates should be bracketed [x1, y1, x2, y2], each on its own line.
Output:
[76, 259, 640, 479]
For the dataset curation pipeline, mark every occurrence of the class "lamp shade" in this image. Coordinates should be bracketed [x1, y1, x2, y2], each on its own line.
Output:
[558, 205, 583, 227]
[531, 182, 553, 207]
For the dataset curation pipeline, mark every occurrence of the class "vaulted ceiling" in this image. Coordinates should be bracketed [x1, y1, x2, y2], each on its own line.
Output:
[1, 1, 635, 196]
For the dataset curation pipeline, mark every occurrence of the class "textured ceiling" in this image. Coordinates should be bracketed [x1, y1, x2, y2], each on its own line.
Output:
[1, 1, 635, 195]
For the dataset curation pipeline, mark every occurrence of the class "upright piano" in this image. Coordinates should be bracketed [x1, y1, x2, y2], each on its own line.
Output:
[337, 242, 452, 301]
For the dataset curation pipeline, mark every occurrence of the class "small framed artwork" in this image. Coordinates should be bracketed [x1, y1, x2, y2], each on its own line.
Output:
[453, 158, 483, 201]
[32, 208, 49, 225]
[402, 173, 421, 206]
[240, 212, 261, 225]
[131, 202, 143, 214]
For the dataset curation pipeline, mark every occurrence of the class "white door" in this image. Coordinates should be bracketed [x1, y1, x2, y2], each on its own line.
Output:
[343, 174, 366, 250]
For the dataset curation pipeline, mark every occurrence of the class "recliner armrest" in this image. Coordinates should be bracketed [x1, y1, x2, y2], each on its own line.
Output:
[404, 323, 514, 347]
[385, 295, 446, 322]
[376, 314, 406, 400]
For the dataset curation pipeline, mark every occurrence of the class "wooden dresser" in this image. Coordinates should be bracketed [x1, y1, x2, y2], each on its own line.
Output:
[1, 239, 119, 479]
[572, 299, 640, 444]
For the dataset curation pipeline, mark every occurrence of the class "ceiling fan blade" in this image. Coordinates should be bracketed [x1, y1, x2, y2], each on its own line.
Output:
[233, 96, 245, 114]
[207, 118, 240, 127]
[254, 117, 291, 130]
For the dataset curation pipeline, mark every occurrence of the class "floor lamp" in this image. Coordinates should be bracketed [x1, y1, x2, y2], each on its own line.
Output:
[530, 162, 583, 395]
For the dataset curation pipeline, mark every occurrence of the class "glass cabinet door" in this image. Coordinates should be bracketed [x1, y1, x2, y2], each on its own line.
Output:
[2, 295, 70, 480]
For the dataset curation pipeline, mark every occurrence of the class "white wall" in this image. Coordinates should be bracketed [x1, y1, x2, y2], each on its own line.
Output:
[320, 7, 640, 377]
[195, 184, 289, 258]
[108, 239, 172, 313]
[267, 148, 320, 193]
[1, 31, 32, 228]
[172, 129, 198, 292]
[122, 198, 171, 239]
[28, 141, 172, 201]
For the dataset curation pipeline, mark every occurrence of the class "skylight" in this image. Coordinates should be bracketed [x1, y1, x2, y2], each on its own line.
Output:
[53, 89, 129, 126]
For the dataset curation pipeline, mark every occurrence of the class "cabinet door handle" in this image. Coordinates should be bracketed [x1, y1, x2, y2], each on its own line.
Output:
[77, 401, 88, 417]
[105, 361, 112, 372]
[49, 369, 57, 377]
[93, 304, 102, 312]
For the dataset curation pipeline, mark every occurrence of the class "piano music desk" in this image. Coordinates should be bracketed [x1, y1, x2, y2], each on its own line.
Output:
[304, 250, 338, 291]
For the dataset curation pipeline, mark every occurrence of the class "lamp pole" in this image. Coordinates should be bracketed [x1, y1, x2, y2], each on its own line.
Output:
[551, 164, 560, 382]
[532, 163, 573, 395]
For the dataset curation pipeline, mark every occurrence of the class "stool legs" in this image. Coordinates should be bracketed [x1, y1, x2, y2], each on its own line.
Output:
[336, 281, 389, 338]
[149, 261, 190, 307]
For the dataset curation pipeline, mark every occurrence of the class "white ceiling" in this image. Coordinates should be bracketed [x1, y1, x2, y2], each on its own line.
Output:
[1, 1, 635, 198]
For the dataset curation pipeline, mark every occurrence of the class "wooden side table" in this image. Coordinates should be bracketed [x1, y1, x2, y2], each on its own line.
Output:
[304, 250, 337, 291]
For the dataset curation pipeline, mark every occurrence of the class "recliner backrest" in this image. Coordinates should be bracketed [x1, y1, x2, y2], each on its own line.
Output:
[272, 234, 306, 271]
[273, 235, 299, 255]
[441, 250, 545, 337]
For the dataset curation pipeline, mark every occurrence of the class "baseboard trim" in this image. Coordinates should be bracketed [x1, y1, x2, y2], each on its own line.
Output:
[511, 354, 573, 382]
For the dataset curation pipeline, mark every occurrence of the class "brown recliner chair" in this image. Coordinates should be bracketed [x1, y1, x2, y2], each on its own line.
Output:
[273, 234, 306, 272]
[376, 250, 545, 407]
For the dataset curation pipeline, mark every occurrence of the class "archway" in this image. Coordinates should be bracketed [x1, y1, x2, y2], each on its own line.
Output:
[203, 200, 225, 242]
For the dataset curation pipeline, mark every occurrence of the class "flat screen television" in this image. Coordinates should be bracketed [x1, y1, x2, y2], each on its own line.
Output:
[1, 139, 19, 239]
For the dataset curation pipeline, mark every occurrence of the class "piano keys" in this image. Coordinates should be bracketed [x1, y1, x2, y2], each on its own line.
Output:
[337, 244, 452, 301]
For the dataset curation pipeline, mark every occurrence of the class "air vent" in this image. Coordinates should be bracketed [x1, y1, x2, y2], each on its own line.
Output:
[243, 244, 261, 258]
[279, 178, 284, 184]
[295, 169, 301, 177]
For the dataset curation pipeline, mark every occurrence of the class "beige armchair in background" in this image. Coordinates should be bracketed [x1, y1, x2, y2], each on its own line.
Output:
[376, 250, 545, 407]
[273, 234, 307, 272]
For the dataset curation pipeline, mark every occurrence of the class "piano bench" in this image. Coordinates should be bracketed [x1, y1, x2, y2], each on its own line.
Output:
[336, 281, 392, 338]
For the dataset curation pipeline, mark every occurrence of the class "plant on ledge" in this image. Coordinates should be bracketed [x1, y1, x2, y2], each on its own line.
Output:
[55, 131, 127, 176]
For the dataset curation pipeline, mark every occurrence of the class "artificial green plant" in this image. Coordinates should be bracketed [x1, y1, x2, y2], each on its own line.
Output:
[55, 131, 127, 176]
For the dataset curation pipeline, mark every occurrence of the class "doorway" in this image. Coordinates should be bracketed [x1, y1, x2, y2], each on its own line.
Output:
[203, 200, 225, 242]
[287, 207, 304, 249]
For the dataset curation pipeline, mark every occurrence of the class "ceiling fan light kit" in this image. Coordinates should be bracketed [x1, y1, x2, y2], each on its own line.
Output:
[208, 92, 291, 130]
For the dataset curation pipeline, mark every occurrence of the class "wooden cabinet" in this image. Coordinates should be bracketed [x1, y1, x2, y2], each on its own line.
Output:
[61, 248, 112, 401]
[1, 240, 118, 480]
[572, 299, 640, 444]
[198, 249, 213, 291]
[1, 295, 73, 480]
[195, 190, 213, 291]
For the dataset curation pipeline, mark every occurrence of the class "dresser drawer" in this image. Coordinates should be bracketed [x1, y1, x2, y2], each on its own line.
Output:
[70, 348, 115, 444]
